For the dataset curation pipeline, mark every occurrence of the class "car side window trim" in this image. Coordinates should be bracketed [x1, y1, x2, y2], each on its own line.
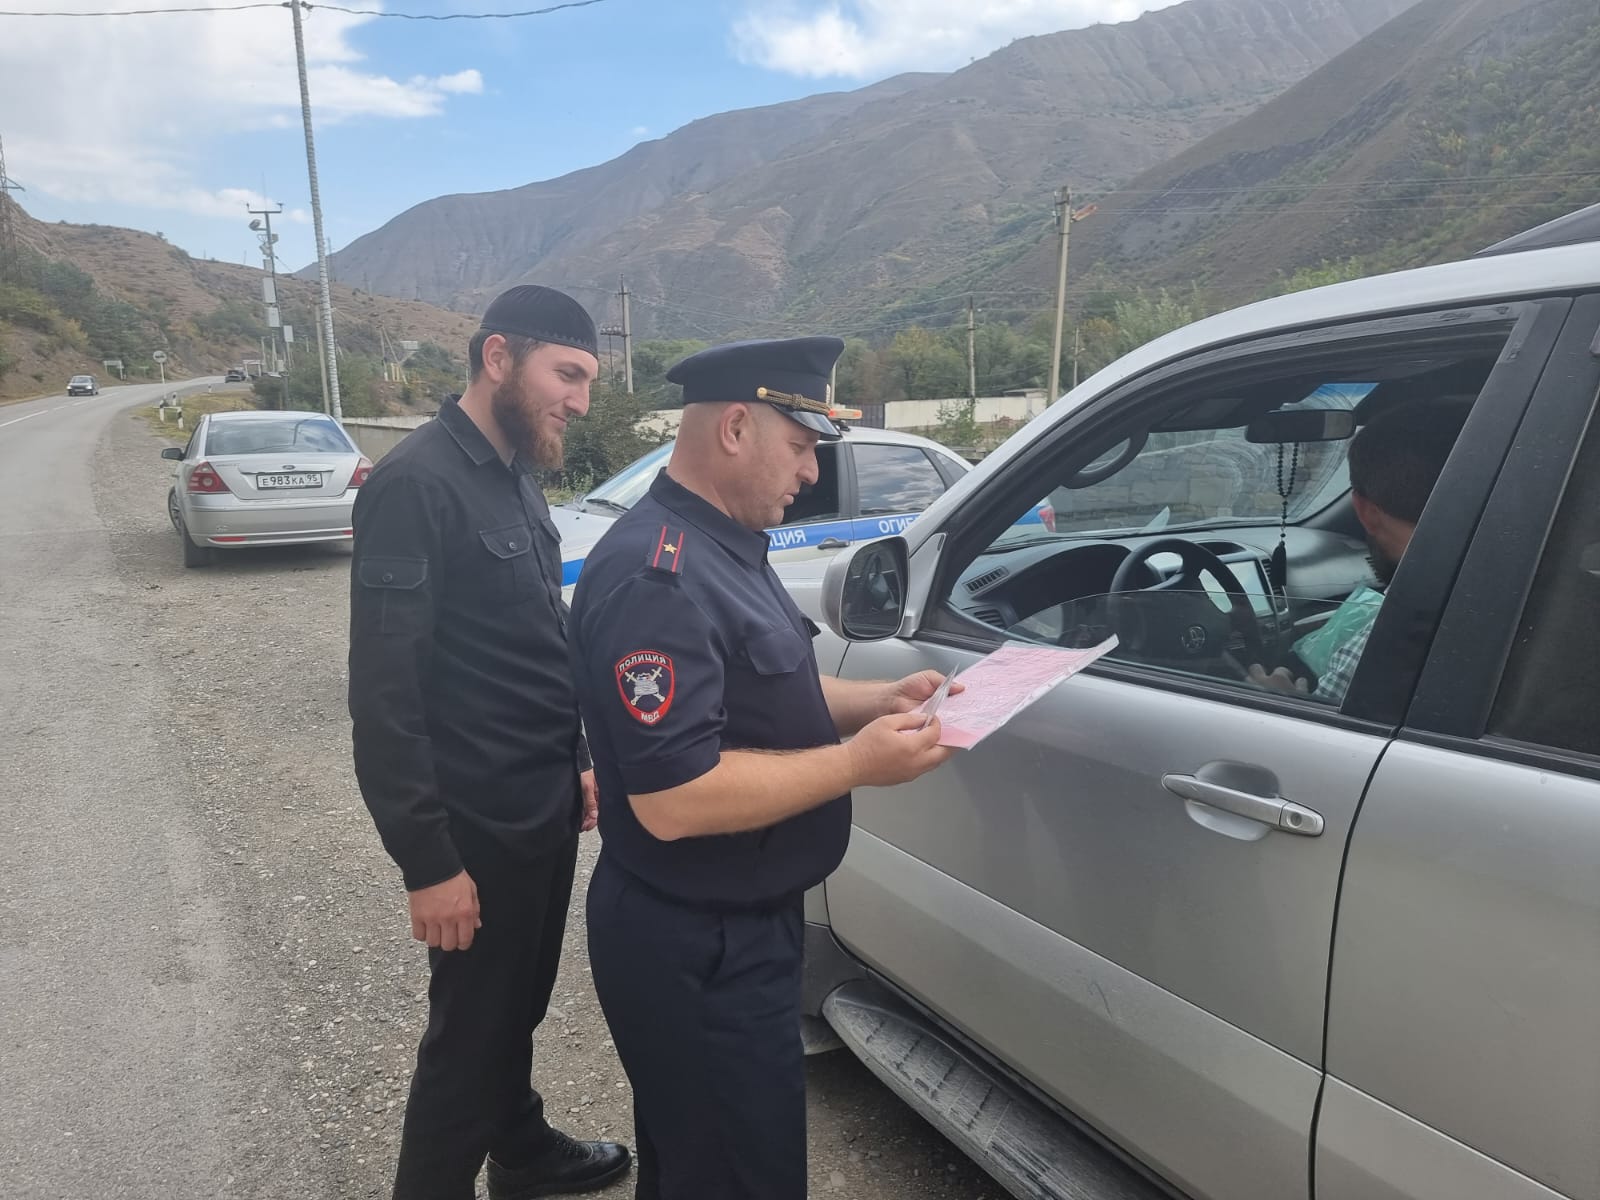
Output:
[918, 299, 1568, 727]
[1405, 292, 1600, 739]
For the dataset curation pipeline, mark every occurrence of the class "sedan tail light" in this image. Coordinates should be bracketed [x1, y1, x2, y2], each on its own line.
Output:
[350, 457, 374, 488]
[1038, 502, 1056, 533]
[187, 461, 231, 494]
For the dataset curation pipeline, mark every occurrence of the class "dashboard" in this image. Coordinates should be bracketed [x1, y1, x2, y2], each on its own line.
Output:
[948, 525, 1373, 668]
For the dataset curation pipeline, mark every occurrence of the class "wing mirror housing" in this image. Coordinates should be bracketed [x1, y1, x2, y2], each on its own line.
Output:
[822, 536, 909, 641]
[161, 446, 183, 460]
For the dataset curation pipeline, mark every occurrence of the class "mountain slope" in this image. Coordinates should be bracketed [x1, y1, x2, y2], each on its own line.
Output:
[1, 201, 476, 402]
[328, 0, 1422, 336]
[315, 73, 941, 313]
[995, 0, 1600, 307]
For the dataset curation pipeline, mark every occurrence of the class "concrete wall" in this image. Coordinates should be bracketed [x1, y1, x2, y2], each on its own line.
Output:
[343, 416, 431, 461]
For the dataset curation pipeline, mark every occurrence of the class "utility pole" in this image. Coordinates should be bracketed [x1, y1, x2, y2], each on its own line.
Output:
[289, 0, 342, 421]
[966, 295, 978, 404]
[0, 134, 26, 282]
[1046, 187, 1098, 405]
[1047, 186, 1072, 406]
[618, 275, 634, 394]
[248, 202, 290, 409]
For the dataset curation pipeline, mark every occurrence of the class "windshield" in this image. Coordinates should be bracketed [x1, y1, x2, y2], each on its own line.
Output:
[1021, 383, 1370, 542]
[205, 418, 353, 456]
[584, 441, 673, 510]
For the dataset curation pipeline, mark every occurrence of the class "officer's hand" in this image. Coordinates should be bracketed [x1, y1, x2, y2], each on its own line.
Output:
[580, 769, 600, 833]
[883, 670, 966, 716]
[408, 869, 482, 952]
[849, 712, 956, 788]
[1248, 663, 1308, 695]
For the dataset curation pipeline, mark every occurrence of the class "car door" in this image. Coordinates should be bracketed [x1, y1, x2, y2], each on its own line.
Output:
[847, 441, 951, 543]
[1319, 295, 1600, 1200]
[823, 300, 1569, 1200]
[766, 439, 856, 567]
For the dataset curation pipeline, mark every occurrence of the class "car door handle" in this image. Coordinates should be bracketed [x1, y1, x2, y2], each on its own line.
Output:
[817, 537, 851, 551]
[1161, 773, 1324, 836]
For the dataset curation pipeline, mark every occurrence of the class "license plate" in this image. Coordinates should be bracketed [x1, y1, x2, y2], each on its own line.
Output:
[257, 472, 322, 490]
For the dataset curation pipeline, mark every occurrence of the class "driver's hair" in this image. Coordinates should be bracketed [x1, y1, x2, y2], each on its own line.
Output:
[1347, 399, 1470, 524]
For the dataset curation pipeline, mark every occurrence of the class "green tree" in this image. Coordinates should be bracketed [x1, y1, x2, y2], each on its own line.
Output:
[552, 383, 667, 494]
[887, 326, 966, 401]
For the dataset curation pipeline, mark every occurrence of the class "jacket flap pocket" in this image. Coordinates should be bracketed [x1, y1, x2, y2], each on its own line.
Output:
[358, 556, 428, 590]
[744, 626, 810, 675]
[479, 523, 533, 560]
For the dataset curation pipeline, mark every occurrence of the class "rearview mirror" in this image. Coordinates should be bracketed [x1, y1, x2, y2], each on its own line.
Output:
[1246, 408, 1357, 443]
[160, 446, 183, 460]
[822, 537, 908, 641]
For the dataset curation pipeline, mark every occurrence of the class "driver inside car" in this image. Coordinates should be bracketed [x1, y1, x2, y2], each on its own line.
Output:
[1249, 398, 1468, 704]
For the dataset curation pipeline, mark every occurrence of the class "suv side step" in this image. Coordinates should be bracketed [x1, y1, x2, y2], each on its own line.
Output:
[822, 980, 1171, 1200]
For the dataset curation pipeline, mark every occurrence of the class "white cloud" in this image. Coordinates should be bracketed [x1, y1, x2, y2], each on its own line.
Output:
[631, 126, 652, 138]
[0, 2, 480, 224]
[434, 69, 485, 95]
[732, 0, 1182, 78]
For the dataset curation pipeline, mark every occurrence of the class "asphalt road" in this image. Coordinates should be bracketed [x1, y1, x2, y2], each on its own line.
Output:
[0, 388, 997, 1199]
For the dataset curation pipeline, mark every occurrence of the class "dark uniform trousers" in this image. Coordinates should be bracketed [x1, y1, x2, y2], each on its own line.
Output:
[587, 852, 807, 1200]
[392, 831, 580, 1200]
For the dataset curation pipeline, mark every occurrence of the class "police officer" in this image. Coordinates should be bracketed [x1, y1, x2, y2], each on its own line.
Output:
[570, 336, 956, 1198]
[349, 285, 631, 1200]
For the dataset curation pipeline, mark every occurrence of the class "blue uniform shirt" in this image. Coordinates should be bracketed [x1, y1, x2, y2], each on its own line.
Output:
[570, 471, 850, 908]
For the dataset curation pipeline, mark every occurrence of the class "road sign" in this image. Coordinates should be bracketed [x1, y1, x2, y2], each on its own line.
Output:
[152, 350, 167, 363]
[283, 324, 295, 344]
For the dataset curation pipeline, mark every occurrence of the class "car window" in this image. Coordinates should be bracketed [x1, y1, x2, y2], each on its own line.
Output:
[938, 338, 1507, 706]
[781, 442, 844, 525]
[204, 417, 352, 456]
[1490, 409, 1600, 757]
[585, 440, 672, 509]
[854, 443, 947, 516]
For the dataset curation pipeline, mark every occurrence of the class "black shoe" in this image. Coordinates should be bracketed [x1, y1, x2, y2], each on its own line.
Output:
[486, 1130, 632, 1199]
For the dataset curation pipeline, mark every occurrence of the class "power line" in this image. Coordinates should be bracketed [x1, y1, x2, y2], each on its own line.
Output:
[0, 0, 604, 15]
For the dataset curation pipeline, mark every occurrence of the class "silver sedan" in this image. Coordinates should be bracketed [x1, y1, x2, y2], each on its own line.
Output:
[163, 410, 370, 567]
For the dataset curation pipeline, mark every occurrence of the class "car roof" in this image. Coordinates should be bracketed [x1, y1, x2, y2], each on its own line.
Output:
[204, 409, 341, 422]
[838, 424, 964, 458]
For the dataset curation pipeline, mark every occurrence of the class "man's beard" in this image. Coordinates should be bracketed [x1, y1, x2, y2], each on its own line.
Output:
[1367, 537, 1399, 586]
[491, 375, 563, 469]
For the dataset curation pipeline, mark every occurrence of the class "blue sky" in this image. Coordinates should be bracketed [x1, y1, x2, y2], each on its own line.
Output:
[3, 1, 1176, 272]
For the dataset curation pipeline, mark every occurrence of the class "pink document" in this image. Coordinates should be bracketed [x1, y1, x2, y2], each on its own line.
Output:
[923, 638, 1118, 749]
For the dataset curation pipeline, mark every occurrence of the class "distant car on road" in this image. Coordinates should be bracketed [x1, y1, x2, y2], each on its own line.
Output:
[224, 368, 247, 383]
[67, 375, 98, 396]
[162, 410, 371, 567]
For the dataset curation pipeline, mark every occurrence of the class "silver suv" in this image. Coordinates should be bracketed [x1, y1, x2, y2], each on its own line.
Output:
[797, 210, 1600, 1200]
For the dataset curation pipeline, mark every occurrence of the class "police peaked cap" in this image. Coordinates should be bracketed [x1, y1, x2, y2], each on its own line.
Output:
[666, 336, 846, 440]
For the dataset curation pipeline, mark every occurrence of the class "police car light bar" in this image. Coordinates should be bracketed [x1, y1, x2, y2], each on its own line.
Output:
[828, 407, 863, 421]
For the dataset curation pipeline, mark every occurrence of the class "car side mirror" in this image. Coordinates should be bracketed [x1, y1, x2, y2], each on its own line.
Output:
[161, 446, 183, 460]
[822, 536, 908, 641]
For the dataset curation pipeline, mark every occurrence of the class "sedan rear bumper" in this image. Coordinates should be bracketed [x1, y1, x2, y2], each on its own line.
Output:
[183, 492, 356, 546]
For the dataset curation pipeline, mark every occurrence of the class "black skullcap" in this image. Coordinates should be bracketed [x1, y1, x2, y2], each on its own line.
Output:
[665, 336, 846, 440]
[478, 284, 598, 360]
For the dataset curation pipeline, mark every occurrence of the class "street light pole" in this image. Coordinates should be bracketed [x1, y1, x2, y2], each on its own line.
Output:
[289, 0, 342, 421]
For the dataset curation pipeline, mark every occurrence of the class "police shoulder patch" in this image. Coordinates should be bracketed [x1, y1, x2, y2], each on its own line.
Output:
[615, 649, 676, 725]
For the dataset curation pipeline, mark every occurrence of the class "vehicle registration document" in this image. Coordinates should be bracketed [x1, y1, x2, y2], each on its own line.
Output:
[921, 637, 1118, 750]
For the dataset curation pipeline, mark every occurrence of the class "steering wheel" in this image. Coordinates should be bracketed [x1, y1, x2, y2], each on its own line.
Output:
[1106, 538, 1266, 675]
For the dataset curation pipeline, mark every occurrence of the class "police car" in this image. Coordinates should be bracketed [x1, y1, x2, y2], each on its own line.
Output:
[552, 421, 1052, 594]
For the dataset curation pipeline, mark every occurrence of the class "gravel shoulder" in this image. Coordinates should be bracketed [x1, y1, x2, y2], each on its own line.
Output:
[72, 407, 996, 1199]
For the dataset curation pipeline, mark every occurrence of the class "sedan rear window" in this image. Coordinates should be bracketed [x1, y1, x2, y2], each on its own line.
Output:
[205, 418, 352, 456]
